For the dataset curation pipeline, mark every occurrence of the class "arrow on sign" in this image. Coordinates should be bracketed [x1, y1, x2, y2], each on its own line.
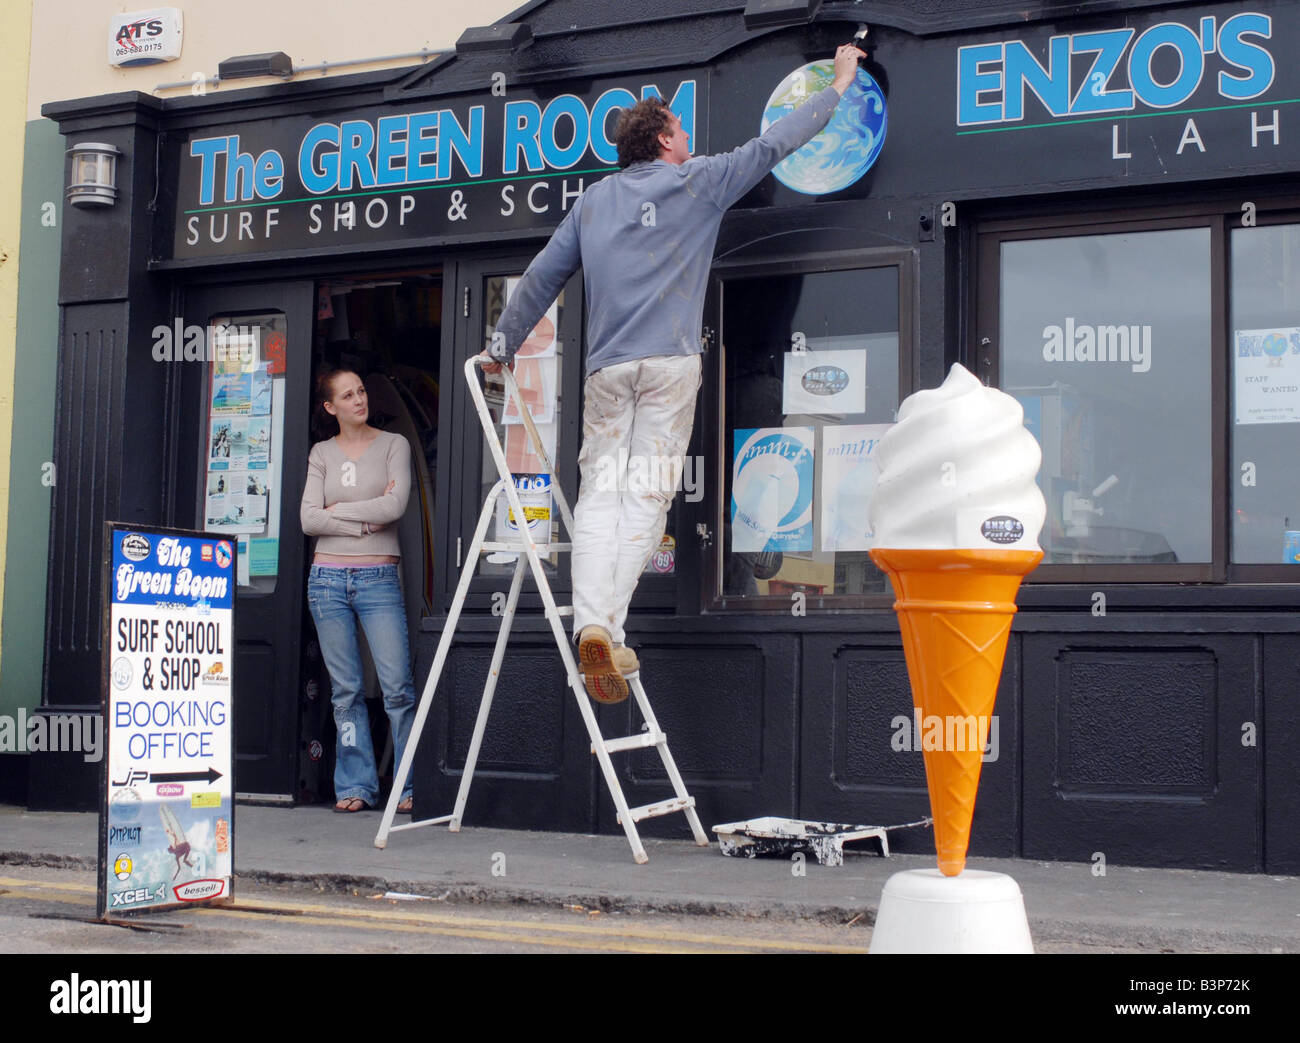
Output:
[152, 768, 224, 784]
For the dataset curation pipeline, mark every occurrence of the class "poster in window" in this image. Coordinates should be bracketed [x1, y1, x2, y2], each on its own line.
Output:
[782, 347, 866, 416]
[505, 420, 557, 474]
[505, 278, 558, 359]
[820, 424, 891, 552]
[211, 369, 252, 415]
[209, 417, 266, 471]
[206, 470, 268, 532]
[244, 417, 271, 468]
[501, 356, 558, 425]
[250, 363, 273, 416]
[1234, 328, 1300, 425]
[500, 277, 560, 427]
[731, 427, 814, 552]
[208, 418, 235, 468]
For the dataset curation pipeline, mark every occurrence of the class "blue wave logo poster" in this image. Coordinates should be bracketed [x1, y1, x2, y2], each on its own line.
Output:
[731, 427, 814, 552]
[761, 60, 887, 195]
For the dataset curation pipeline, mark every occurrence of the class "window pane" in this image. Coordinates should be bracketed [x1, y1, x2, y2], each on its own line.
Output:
[721, 267, 899, 598]
[204, 312, 285, 591]
[479, 274, 564, 578]
[1000, 228, 1211, 565]
[1229, 224, 1300, 566]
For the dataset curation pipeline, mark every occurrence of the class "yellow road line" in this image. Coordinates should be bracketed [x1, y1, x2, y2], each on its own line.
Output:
[0, 875, 93, 893]
[200, 907, 733, 953]
[0, 874, 870, 953]
[1, 886, 711, 952]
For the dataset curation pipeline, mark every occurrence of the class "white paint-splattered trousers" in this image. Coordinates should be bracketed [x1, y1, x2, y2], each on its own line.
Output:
[571, 354, 702, 645]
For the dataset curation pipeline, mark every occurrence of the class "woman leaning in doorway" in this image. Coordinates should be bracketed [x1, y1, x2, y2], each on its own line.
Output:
[300, 368, 416, 813]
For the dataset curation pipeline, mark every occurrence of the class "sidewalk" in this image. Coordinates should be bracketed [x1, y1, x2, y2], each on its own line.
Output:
[2, 803, 1296, 952]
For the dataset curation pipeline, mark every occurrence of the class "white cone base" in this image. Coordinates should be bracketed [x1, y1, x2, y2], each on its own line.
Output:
[869, 869, 1034, 954]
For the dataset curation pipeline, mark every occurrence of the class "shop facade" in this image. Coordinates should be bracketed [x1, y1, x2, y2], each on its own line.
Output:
[35, 0, 1300, 873]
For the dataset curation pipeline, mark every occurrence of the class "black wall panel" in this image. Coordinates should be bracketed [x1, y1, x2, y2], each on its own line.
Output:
[1023, 634, 1261, 871]
[414, 638, 593, 832]
[1263, 635, 1300, 874]
[45, 310, 126, 703]
[599, 633, 799, 839]
[800, 633, 1021, 859]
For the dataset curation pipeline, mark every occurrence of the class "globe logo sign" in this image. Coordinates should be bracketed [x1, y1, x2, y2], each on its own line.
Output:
[761, 60, 887, 196]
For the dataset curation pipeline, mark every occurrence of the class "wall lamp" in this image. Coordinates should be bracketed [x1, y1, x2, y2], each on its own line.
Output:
[455, 22, 533, 54]
[66, 142, 120, 208]
[743, 0, 823, 31]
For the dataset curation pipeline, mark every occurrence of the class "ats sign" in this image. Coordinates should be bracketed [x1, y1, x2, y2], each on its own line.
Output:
[109, 8, 183, 67]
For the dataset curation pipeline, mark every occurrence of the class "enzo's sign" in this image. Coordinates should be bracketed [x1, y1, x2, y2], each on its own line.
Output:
[956, 11, 1273, 126]
[169, 74, 704, 260]
[98, 524, 235, 919]
[945, 6, 1297, 186]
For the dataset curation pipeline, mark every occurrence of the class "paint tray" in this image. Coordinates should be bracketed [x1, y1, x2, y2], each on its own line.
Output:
[711, 816, 933, 867]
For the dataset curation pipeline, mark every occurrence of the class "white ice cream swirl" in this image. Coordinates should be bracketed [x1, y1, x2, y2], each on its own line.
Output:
[869, 364, 1046, 550]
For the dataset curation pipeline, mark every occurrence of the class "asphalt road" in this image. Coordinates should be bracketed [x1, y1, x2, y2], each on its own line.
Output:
[1, 866, 880, 954]
[0, 865, 1164, 954]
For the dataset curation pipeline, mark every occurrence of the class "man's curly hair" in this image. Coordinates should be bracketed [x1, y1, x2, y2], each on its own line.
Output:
[614, 97, 674, 168]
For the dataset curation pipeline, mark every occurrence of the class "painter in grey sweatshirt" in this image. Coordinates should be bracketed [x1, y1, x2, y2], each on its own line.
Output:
[488, 85, 843, 375]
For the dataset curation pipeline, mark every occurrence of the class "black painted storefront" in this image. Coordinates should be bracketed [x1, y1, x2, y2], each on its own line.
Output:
[35, 0, 1300, 873]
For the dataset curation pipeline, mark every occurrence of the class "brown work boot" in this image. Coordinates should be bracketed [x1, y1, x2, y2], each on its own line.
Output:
[578, 625, 628, 704]
[612, 645, 639, 675]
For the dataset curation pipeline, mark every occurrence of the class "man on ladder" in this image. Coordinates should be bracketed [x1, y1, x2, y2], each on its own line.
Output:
[486, 43, 866, 703]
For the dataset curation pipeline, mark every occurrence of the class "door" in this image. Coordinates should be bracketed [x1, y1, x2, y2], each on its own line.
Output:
[417, 257, 594, 829]
[181, 281, 314, 799]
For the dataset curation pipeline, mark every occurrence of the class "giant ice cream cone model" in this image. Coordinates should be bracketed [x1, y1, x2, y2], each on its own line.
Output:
[869, 365, 1046, 878]
[871, 547, 1039, 875]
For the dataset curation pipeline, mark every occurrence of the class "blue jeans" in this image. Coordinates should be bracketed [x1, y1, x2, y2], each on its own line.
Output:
[307, 564, 415, 804]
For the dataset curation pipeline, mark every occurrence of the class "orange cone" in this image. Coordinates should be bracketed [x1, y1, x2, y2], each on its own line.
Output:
[870, 547, 1042, 876]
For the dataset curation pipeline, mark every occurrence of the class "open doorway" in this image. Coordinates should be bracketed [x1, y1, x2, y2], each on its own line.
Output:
[297, 269, 442, 805]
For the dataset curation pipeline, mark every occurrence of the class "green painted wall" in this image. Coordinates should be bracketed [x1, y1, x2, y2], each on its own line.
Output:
[0, 117, 62, 718]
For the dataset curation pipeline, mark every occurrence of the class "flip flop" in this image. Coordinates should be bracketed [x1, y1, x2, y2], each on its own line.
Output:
[333, 797, 371, 813]
[396, 797, 413, 814]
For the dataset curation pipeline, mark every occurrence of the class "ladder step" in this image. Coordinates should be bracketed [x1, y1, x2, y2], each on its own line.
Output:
[595, 730, 664, 754]
[618, 796, 694, 824]
[480, 542, 573, 553]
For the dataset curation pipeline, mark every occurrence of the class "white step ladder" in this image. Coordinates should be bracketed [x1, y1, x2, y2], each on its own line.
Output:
[374, 355, 710, 863]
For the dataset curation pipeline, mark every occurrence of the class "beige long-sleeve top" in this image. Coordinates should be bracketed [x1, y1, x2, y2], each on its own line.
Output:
[300, 431, 411, 557]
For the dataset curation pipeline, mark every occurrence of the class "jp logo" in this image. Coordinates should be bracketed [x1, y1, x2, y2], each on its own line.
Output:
[761, 61, 887, 196]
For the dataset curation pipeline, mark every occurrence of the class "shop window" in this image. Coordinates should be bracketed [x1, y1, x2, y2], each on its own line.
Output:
[983, 207, 1300, 581]
[1230, 223, 1300, 566]
[479, 273, 567, 579]
[998, 228, 1212, 570]
[717, 262, 905, 601]
[203, 311, 286, 592]
[475, 271, 682, 586]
